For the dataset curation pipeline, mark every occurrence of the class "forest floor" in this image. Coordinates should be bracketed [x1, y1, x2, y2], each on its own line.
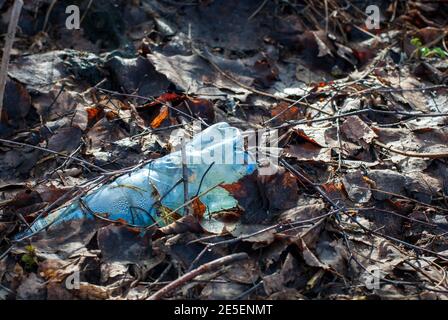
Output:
[1, 0, 448, 300]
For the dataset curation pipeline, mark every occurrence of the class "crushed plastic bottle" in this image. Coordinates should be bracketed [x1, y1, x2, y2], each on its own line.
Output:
[18, 123, 257, 238]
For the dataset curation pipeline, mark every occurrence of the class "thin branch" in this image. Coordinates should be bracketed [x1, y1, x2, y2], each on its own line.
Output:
[181, 138, 190, 215]
[42, 0, 58, 32]
[0, 0, 23, 120]
[0, 138, 109, 173]
[145, 182, 223, 230]
[248, 0, 269, 21]
[280, 158, 448, 262]
[374, 140, 448, 159]
[147, 252, 248, 300]
[192, 46, 333, 116]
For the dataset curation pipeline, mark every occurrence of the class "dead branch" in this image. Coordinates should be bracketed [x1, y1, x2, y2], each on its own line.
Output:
[374, 140, 448, 159]
[0, 138, 109, 173]
[181, 138, 190, 215]
[147, 252, 249, 300]
[0, 0, 23, 121]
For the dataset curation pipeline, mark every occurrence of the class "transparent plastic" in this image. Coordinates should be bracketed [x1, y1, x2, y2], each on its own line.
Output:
[19, 123, 256, 238]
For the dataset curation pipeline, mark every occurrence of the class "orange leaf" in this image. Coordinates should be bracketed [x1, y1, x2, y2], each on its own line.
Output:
[270, 102, 300, 124]
[150, 105, 169, 128]
[145, 93, 183, 108]
[191, 197, 206, 219]
[86, 107, 103, 122]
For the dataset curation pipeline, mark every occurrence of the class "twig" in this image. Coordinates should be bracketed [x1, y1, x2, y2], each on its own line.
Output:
[181, 138, 190, 215]
[356, 186, 448, 212]
[248, 0, 269, 21]
[195, 162, 215, 196]
[147, 252, 248, 300]
[187, 210, 334, 272]
[352, 24, 381, 41]
[235, 281, 264, 300]
[80, 0, 93, 25]
[192, 46, 333, 116]
[336, 113, 343, 172]
[0, 0, 23, 121]
[42, 0, 58, 32]
[274, 108, 448, 129]
[0, 245, 13, 261]
[356, 84, 448, 95]
[0, 138, 109, 173]
[280, 158, 448, 262]
[147, 263, 173, 288]
[47, 84, 65, 110]
[145, 182, 223, 229]
[374, 140, 448, 159]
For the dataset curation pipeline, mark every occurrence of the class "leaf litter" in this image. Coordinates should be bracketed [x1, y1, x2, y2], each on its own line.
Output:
[1, 0, 448, 300]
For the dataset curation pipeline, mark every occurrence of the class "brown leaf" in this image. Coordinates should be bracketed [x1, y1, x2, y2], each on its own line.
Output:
[46, 282, 75, 300]
[38, 259, 80, 283]
[159, 215, 203, 235]
[267, 288, 305, 300]
[230, 224, 276, 247]
[200, 282, 249, 300]
[284, 143, 331, 163]
[2, 78, 32, 122]
[185, 98, 215, 123]
[76, 283, 110, 300]
[262, 272, 285, 295]
[341, 116, 378, 149]
[278, 202, 325, 224]
[192, 197, 206, 219]
[342, 170, 372, 204]
[225, 259, 260, 284]
[298, 238, 329, 270]
[47, 127, 83, 153]
[260, 168, 299, 211]
[270, 102, 300, 125]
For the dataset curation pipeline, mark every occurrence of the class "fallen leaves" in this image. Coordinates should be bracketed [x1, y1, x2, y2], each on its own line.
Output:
[1, 0, 448, 302]
[341, 116, 378, 149]
[342, 170, 372, 204]
[270, 102, 300, 125]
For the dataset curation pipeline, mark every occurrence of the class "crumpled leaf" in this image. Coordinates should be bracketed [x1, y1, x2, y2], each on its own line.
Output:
[342, 170, 372, 204]
[341, 116, 378, 149]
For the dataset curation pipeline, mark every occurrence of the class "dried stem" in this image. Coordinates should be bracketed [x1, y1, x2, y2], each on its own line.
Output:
[0, 0, 23, 121]
[181, 138, 190, 215]
[374, 140, 448, 159]
[147, 252, 248, 300]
